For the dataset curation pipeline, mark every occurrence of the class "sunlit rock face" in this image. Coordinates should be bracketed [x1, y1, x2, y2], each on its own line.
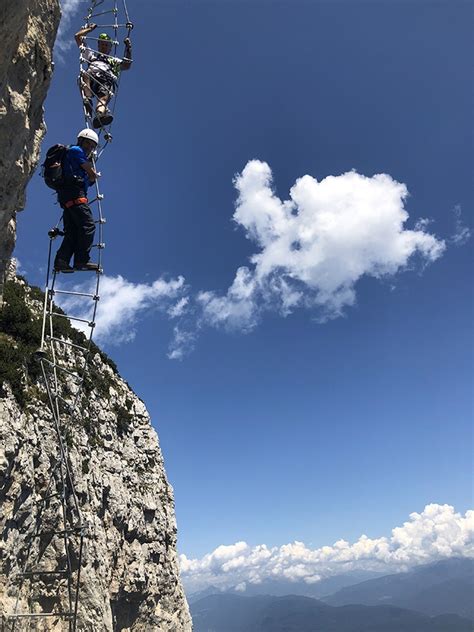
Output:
[0, 280, 192, 630]
[0, 0, 59, 299]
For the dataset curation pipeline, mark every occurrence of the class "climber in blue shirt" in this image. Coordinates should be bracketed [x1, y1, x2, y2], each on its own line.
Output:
[54, 129, 101, 273]
[62, 145, 93, 192]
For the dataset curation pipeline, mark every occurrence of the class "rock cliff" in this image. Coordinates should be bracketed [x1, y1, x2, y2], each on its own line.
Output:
[0, 280, 192, 630]
[0, 2, 192, 630]
[0, 0, 59, 300]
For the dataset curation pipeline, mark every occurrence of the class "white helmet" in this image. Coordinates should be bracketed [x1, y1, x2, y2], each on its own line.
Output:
[77, 128, 99, 145]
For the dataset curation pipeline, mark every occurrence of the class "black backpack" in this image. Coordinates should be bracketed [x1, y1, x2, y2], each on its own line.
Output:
[41, 144, 69, 190]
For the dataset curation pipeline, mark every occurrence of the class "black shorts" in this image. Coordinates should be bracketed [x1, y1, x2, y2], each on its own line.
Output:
[88, 68, 116, 99]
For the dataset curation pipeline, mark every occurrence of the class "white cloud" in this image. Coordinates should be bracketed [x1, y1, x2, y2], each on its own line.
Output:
[414, 218, 433, 232]
[167, 325, 196, 361]
[450, 204, 471, 246]
[56, 274, 186, 344]
[53, 161, 449, 358]
[180, 504, 474, 593]
[197, 267, 259, 332]
[56, 0, 85, 55]
[168, 297, 189, 319]
[197, 161, 446, 332]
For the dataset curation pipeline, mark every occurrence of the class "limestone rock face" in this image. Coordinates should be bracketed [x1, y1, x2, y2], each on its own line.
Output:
[0, 0, 60, 298]
[0, 281, 192, 630]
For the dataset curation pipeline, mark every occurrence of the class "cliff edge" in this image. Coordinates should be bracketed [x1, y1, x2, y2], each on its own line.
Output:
[0, 280, 192, 630]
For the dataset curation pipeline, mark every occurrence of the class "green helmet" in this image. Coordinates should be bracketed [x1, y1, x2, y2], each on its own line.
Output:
[98, 33, 111, 41]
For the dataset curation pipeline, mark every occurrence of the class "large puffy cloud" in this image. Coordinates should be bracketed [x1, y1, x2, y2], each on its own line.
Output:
[56, 161, 449, 356]
[56, 274, 187, 344]
[180, 504, 474, 593]
[198, 161, 445, 330]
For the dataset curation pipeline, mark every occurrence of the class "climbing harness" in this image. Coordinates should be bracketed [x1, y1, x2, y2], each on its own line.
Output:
[63, 197, 89, 208]
[2, 2, 133, 630]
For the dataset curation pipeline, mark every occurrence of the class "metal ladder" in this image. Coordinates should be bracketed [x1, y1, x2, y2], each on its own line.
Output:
[2, 1, 133, 628]
[1, 418, 85, 631]
[1, 151, 106, 632]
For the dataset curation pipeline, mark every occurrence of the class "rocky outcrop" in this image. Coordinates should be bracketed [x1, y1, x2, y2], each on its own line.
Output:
[0, 280, 192, 630]
[0, 0, 60, 300]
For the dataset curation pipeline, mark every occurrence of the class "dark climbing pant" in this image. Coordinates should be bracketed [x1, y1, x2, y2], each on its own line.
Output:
[55, 203, 95, 268]
[89, 68, 116, 99]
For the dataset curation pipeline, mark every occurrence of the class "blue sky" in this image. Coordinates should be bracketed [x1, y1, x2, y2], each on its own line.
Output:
[16, 0, 473, 590]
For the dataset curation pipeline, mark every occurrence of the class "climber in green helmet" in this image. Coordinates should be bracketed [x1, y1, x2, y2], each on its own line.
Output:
[75, 23, 132, 128]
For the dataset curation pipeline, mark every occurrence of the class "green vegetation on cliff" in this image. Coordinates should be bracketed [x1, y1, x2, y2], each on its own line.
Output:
[0, 279, 117, 408]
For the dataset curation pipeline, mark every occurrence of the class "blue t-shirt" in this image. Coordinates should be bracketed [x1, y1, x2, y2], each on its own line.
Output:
[63, 145, 91, 193]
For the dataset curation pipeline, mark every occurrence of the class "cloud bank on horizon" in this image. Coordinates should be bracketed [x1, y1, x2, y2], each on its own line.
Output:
[57, 161, 469, 357]
[180, 504, 474, 593]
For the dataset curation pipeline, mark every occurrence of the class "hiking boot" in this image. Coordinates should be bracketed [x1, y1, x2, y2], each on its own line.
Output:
[83, 97, 93, 117]
[93, 109, 113, 128]
[54, 259, 74, 273]
[74, 262, 100, 271]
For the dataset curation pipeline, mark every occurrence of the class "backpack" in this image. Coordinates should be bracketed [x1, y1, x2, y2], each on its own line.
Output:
[41, 144, 69, 190]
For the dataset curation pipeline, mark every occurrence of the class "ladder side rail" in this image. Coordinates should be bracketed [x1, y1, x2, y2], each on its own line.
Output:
[8, 454, 63, 625]
[57, 458, 75, 630]
[39, 238, 54, 353]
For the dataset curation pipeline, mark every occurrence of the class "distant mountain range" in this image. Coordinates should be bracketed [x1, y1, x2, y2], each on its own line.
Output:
[188, 557, 474, 631]
[190, 594, 473, 632]
[187, 570, 383, 604]
[323, 557, 474, 619]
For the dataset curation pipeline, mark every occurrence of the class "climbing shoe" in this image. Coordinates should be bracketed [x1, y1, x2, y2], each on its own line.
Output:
[74, 262, 100, 271]
[93, 109, 113, 128]
[83, 97, 93, 117]
[54, 259, 74, 273]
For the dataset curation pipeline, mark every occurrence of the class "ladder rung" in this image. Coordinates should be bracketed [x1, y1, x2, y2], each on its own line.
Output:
[46, 312, 93, 326]
[34, 492, 62, 504]
[47, 336, 89, 353]
[4, 612, 74, 619]
[32, 526, 84, 538]
[90, 23, 131, 28]
[88, 194, 104, 204]
[41, 359, 83, 382]
[52, 393, 74, 409]
[52, 289, 96, 298]
[88, 9, 117, 19]
[17, 570, 69, 578]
